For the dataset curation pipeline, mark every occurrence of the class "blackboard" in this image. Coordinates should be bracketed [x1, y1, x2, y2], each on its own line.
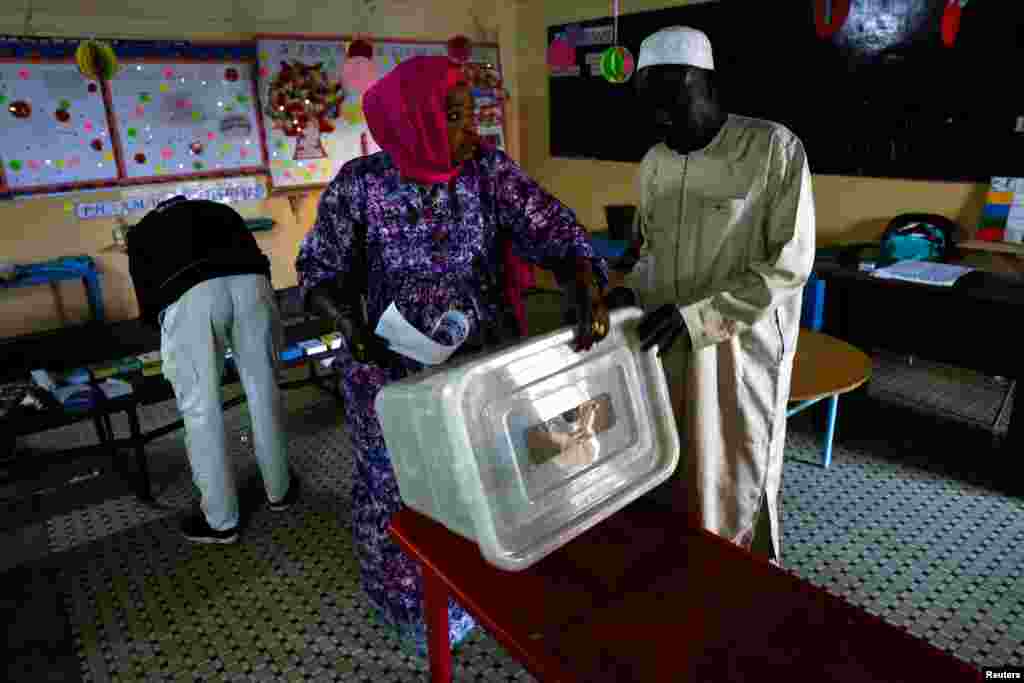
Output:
[548, 0, 1024, 182]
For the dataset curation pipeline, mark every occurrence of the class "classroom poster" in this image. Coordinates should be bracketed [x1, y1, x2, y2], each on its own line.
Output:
[979, 177, 1024, 244]
[0, 62, 119, 192]
[107, 61, 265, 181]
[257, 38, 504, 189]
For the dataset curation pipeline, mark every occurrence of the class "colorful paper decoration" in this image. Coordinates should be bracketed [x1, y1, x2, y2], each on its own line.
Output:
[8, 100, 32, 119]
[600, 0, 633, 84]
[978, 177, 1024, 243]
[599, 45, 634, 84]
[547, 37, 576, 69]
[814, 0, 852, 40]
[942, 0, 970, 48]
[265, 60, 344, 160]
[75, 40, 119, 81]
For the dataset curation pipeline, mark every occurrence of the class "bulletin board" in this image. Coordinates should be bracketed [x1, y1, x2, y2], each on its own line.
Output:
[0, 36, 264, 197]
[257, 36, 505, 190]
[0, 61, 120, 193]
[108, 61, 266, 181]
[547, 0, 1024, 182]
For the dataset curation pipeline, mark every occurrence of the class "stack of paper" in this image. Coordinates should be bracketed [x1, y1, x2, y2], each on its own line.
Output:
[871, 260, 974, 287]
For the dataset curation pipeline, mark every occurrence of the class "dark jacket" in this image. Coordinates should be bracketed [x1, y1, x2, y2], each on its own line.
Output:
[127, 199, 271, 327]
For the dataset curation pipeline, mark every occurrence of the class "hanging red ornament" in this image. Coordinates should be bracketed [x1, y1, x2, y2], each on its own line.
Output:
[348, 39, 373, 60]
[190, 141, 204, 156]
[224, 67, 240, 82]
[814, 0, 851, 40]
[134, 152, 147, 164]
[447, 35, 472, 62]
[8, 100, 32, 119]
[91, 138, 103, 151]
[55, 109, 71, 123]
[941, 0, 970, 49]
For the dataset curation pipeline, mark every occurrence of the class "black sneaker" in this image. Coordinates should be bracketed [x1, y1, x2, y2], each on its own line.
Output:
[268, 474, 300, 512]
[181, 513, 239, 544]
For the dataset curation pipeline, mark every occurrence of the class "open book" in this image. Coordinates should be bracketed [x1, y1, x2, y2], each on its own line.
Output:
[870, 260, 974, 287]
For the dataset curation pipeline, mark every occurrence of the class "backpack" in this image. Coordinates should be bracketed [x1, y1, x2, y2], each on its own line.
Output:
[878, 213, 958, 266]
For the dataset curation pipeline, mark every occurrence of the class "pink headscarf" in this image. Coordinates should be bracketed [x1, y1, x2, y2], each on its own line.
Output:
[363, 56, 466, 185]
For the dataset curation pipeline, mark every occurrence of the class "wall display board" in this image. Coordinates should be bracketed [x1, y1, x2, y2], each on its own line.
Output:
[0, 35, 264, 196]
[108, 61, 266, 182]
[257, 37, 442, 189]
[257, 36, 505, 190]
[0, 61, 119, 193]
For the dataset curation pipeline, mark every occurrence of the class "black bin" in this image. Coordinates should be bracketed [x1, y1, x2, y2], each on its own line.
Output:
[604, 205, 637, 242]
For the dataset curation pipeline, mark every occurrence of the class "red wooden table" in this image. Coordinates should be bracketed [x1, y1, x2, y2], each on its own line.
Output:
[391, 497, 982, 682]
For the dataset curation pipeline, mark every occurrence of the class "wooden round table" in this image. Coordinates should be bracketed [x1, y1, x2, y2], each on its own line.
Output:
[788, 329, 872, 468]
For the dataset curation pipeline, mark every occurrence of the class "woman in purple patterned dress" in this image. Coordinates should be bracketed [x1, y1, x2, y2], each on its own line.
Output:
[295, 56, 610, 655]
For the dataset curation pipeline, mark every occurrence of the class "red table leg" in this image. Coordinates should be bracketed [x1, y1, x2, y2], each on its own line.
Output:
[423, 565, 453, 683]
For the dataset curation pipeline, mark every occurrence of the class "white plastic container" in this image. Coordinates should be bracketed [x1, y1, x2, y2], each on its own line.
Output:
[375, 306, 679, 571]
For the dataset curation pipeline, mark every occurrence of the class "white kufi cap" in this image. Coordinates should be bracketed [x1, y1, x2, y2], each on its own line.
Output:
[637, 26, 714, 72]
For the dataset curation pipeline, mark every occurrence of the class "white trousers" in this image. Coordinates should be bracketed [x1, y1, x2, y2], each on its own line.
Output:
[160, 274, 289, 530]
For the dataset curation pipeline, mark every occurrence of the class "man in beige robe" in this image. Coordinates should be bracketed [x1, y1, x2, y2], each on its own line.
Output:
[608, 27, 816, 562]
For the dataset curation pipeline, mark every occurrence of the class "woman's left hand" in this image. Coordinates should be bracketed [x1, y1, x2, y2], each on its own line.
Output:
[563, 258, 609, 352]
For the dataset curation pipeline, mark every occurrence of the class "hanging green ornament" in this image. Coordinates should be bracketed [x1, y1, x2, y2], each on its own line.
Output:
[600, 45, 634, 84]
[600, 0, 634, 84]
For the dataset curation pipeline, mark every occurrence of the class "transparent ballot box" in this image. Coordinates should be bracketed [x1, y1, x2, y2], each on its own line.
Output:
[376, 307, 679, 571]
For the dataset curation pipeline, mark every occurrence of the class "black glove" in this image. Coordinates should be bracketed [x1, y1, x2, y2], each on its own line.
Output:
[605, 286, 638, 311]
[308, 282, 393, 366]
[334, 310, 393, 366]
[558, 257, 610, 352]
[636, 304, 690, 355]
[611, 238, 643, 273]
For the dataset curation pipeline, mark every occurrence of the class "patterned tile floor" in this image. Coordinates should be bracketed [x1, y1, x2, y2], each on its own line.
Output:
[3, 357, 1022, 681]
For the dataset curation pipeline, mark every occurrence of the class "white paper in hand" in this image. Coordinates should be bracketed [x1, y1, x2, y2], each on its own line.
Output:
[374, 302, 469, 366]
